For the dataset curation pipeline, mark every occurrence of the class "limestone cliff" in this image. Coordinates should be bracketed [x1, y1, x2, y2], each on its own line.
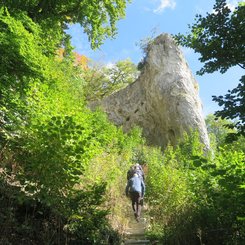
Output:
[91, 33, 209, 149]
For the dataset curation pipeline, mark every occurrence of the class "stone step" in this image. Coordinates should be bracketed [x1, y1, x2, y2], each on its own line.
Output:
[126, 228, 145, 233]
[123, 239, 151, 244]
[123, 205, 150, 245]
[125, 235, 146, 241]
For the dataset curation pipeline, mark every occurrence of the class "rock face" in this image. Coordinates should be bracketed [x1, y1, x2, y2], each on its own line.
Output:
[92, 33, 209, 149]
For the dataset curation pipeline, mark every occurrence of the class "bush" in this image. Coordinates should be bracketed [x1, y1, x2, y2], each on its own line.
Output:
[146, 131, 245, 244]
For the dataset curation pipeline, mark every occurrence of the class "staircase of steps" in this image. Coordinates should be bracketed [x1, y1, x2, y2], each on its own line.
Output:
[122, 206, 150, 245]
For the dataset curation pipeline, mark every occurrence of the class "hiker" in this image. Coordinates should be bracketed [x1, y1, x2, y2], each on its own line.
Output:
[127, 165, 135, 180]
[125, 173, 145, 222]
[135, 163, 145, 182]
[127, 163, 145, 182]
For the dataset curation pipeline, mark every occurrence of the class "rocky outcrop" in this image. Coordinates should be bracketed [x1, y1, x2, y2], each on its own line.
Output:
[91, 33, 209, 149]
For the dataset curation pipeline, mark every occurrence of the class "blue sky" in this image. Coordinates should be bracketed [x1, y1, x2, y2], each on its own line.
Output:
[67, 0, 244, 116]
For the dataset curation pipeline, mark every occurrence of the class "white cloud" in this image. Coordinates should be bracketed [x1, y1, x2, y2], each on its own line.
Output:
[153, 0, 176, 14]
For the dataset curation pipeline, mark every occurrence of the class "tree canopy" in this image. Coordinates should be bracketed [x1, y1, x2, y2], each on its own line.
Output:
[0, 0, 130, 146]
[174, 0, 245, 137]
[1, 0, 130, 49]
[83, 59, 139, 101]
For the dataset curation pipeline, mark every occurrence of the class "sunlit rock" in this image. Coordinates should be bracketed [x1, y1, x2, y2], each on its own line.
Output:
[91, 33, 209, 149]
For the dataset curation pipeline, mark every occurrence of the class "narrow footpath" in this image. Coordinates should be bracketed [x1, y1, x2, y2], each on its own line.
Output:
[122, 205, 150, 245]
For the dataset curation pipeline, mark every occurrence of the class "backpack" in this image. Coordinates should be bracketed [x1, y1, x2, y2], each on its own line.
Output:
[127, 164, 145, 181]
[127, 166, 135, 180]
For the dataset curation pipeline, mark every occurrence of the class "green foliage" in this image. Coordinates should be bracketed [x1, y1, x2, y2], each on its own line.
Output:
[0, 0, 131, 145]
[1, 0, 130, 49]
[108, 59, 139, 87]
[146, 146, 191, 223]
[0, 63, 140, 243]
[9, 57, 130, 204]
[1, 45, 143, 243]
[146, 131, 245, 245]
[0, 0, 139, 243]
[0, 7, 49, 132]
[0, 7, 47, 82]
[213, 75, 245, 138]
[174, 0, 245, 75]
[0, 174, 120, 244]
[197, 147, 245, 244]
[83, 58, 138, 101]
[0, 7, 60, 152]
[205, 114, 236, 147]
[174, 0, 245, 137]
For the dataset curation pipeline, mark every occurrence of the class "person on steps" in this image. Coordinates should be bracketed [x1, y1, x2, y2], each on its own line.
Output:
[127, 163, 145, 182]
[127, 165, 136, 180]
[125, 173, 145, 222]
[135, 163, 145, 182]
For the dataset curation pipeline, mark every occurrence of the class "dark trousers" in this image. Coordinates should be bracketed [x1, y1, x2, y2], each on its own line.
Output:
[130, 191, 142, 218]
